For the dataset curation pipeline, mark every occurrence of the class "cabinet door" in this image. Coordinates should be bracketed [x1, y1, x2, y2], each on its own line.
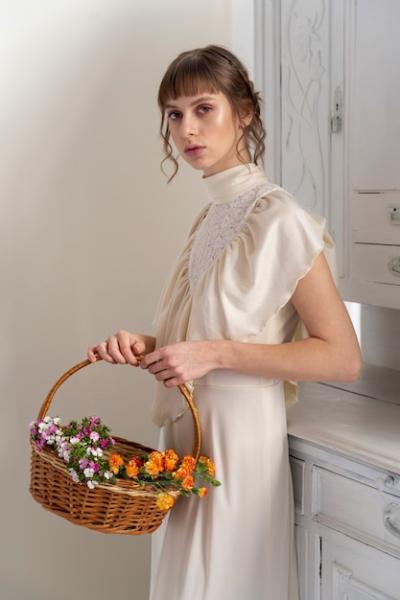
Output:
[280, 0, 400, 309]
[321, 529, 400, 599]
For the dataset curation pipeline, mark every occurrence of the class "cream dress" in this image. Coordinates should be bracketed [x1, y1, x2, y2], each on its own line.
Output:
[148, 163, 336, 600]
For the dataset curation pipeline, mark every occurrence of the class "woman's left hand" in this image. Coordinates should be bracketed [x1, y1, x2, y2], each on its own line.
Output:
[139, 340, 218, 387]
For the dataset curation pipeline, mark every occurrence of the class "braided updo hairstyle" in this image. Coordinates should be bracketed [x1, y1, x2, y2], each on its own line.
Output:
[157, 44, 267, 183]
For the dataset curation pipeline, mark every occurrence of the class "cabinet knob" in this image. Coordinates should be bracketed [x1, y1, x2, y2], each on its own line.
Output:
[387, 256, 400, 278]
[383, 502, 400, 539]
[389, 205, 400, 224]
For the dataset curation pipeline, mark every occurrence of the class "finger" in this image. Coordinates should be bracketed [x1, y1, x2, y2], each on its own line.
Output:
[132, 340, 146, 355]
[87, 346, 98, 363]
[96, 342, 117, 364]
[163, 377, 180, 388]
[117, 332, 140, 365]
[107, 336, 127, 364]
[140, 348, 163, 369]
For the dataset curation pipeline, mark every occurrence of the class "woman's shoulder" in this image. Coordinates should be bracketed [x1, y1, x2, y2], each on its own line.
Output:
[251, 183, 320, 220]
[246, 182, 332, 245]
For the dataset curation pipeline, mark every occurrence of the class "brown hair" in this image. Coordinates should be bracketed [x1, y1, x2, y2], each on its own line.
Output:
[157, 44, 267, 183]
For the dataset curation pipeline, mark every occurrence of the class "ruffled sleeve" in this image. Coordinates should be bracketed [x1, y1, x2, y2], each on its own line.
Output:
[187, 185, 337, 343]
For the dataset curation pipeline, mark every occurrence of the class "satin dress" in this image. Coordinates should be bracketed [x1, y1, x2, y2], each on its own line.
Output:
[148, 163, 336, 600]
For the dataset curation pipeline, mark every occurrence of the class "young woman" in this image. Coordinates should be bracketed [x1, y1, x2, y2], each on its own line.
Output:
[87, 44, 362, 599]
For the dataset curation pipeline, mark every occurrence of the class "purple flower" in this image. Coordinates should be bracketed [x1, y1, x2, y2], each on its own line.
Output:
[79, 458, 90, 470]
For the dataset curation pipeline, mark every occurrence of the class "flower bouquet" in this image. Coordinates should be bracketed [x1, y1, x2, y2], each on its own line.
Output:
[30, 414, 221, 512]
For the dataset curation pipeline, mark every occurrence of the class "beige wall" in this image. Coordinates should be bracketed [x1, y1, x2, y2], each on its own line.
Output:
[1, 2, 231, 598]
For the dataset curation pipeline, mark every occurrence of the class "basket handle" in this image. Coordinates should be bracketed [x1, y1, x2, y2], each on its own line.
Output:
[36, 354, 202, 462]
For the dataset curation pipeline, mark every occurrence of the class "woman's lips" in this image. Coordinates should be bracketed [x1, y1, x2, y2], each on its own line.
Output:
[185, 146, 206, 156]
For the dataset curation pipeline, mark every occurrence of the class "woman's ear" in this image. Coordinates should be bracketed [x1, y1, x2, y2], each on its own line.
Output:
[239, 105, 254, 129]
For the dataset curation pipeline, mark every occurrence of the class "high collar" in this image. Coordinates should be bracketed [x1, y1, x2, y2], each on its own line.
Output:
[200, 162, 270, 204]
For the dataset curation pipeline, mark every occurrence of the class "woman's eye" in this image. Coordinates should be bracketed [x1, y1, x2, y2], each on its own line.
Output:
[167, 106, 212, 120]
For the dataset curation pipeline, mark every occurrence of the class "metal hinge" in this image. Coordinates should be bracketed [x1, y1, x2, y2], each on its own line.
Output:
[331, 85, 343, 133]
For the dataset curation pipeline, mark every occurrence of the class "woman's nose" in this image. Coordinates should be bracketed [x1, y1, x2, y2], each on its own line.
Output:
[181, 114, 198, 136]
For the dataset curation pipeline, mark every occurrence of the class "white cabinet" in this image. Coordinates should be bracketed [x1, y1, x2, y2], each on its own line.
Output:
[232, 0, 400, 309]
[289, 439, 400, 599]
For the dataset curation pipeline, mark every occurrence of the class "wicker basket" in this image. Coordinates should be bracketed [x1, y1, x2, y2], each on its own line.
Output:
[29, 355, 201, 535]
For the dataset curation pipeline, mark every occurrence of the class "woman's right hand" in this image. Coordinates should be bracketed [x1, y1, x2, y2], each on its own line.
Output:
[87, 331, 156, 366]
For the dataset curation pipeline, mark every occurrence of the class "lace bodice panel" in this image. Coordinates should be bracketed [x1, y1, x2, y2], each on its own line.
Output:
[188, 183, 274, 295]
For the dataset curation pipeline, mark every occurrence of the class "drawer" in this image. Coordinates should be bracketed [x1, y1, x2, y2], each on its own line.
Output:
[352, 191, 400, 244]
[312, 466, 400, 557]
[352, 242, 400, 285]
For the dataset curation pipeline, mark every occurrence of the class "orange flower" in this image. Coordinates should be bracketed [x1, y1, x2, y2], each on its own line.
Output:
[148, 451, 165, 472]
[156, 492, 176, 511]
[198, 487, 208, 497]
[109, 453, 124, 475]
[164, 448, 179, 472]
[144, 459, 161, 478]
[172, 467, 189, 481]
[181, 474, 194, 490]
[198, 455, 216, 477]
[126, 457, 142, 478]
[181, 455, 196, 474]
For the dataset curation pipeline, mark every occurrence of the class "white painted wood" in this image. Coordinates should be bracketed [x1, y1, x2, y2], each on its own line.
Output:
[352, 192, 400, 245]
[280, 0, 330, 219]
[321, 529, 400, 599]
[352, 244, 400, 287]
[350, 0, 400, 192]
[291, 455, 306, 514]
[312, 465, 400, 558]
[287, 380, 400, 599]
[232, 0, 400, 309]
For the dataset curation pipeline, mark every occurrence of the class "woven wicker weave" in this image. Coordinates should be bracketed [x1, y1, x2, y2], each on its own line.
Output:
[29, 355, 201, 535]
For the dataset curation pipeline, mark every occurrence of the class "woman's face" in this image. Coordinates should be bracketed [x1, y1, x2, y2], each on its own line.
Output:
[165, 90, 252, 177]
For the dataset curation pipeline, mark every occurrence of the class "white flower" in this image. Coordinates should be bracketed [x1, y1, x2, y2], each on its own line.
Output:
[104, 471, 113, 480]
[84, 467, 95, 478]
[89, 431, 100, 442]
[63, 451, 70, 461]
[86, 447, 92, 456]
[44, 416, 52, 423]
[87, 480, 95, 489]
[90, 447, 103, 458]
[53, 417, 61, 425]
[70, 436, 80, 445]
[69, 468, 80, 483]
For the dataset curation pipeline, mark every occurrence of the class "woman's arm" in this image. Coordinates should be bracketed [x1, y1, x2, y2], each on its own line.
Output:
[140, 253, 362, 386]
[210, 252, 363, 383]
